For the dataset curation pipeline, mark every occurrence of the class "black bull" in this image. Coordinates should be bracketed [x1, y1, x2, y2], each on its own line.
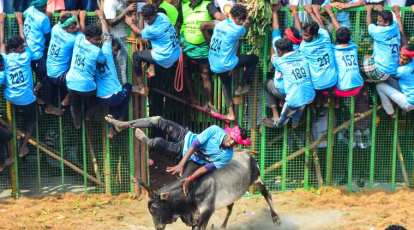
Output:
[139, 151, 281, 230]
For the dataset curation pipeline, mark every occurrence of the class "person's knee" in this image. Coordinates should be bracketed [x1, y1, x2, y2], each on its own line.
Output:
[149, 116, 163, 125]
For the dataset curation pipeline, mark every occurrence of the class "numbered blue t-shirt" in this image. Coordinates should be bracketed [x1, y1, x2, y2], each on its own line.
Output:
[66, 34, 106, 92]
[368, 22, 401, 75]
[47, 24, 79, 78]
[273, 51, 315, 108]
[299, 28, 337, 90]
[96, 39, 122, 98]
[182, 125, 233, 169]
[395, 60, 414, 105]
[334, 42, 364, 91]
[208, 18, 246, 74]
[141, 13, 180, 69]
[0, 50, 36, 106]
[23, 6, 51, 60]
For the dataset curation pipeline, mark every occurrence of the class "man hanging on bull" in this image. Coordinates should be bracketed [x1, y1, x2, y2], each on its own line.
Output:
[105, 115, 251, 194]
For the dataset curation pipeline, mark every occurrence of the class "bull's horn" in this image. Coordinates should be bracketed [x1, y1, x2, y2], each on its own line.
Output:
[138, 179, 153, 196]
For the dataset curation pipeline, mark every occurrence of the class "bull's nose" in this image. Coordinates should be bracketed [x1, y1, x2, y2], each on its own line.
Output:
[155, 224, 166, 230]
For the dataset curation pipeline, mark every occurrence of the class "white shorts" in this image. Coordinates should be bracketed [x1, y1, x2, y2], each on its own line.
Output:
[289, 0, 312, 6]
[386, 0, 406, 6]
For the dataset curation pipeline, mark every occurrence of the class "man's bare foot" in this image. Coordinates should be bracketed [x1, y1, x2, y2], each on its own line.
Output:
[210, 111, 235, 122]
[19, 143, 29, 158]
[132, 85, 149, 96]
[134, 128, 149, 142]
[45, 105, 64, 116]
[104, 115, 129, 132]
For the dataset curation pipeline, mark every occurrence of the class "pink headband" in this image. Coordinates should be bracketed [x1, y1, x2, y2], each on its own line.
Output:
[284, 28, 302, 45]
[401, 47, 414, 58]
[224, 126, 251, 146]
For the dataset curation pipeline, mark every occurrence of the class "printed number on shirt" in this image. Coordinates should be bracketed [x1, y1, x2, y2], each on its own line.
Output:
[211, 38, 222, 53]
[10, 71, 24, 85]
[49, 43, 61, 57]
[317, 53, 330, 68]
[390, 44, 399, 55]
[291, 67, 307, 81]
[342, 54, 357, 67]
[24, 23, 31, 35]
[75, 54, 85, 69]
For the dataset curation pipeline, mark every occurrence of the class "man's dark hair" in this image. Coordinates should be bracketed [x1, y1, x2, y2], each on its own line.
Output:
[84, 24, 102, 38]
[303, 21, 319, 37]
[385, 225, 407, 230]
[336, 27, 351, 44]
[142, 4, 158, 18]
[275, 38, 294, 53]
[240, 127, 248, 140]
[378, 10, 393, 25]
[59, 13, 73, 24]
[230, 4, 248, 21]
[6, 36, 25, 53]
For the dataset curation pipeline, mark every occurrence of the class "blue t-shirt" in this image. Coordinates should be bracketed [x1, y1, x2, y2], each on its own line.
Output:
[182, 125, 233, 169]
[273, 51, 315, 108]
[208, 18, 246, 73]
[0, 50, 36, 106]
[141, 13, 180, 69]
[271, 29, 285, 95]
[23, 6, 51, 60]
[395, 60, 414, 105]
[66, 34, 106, 92]
[368, 22, 400, 75]
[322, 0, 353, 28]
[299, 28, 337, 90]
[47, 24, 79, 78]
[96, 39, 122, 98]
[334, 42, 364, 91]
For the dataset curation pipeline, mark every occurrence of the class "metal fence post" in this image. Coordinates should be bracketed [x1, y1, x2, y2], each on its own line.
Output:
[347, 97, 355, 191]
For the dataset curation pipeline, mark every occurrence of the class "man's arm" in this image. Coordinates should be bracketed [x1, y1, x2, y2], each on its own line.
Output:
[207, 2, 226, 21]
[201, 22, 215, 44]
[125, 14, 141, 35]
[16, 12, 25, 39]
[166, 146, 197, 176]
[107, 3, 136, 27]
[272, 4, 280, 30]
[338, 0, 364, 9]
[366, 4, 373, 27]
[96, 10, 110, 34]
[325, 4, 340, 30]
[290, 5, 302, 32]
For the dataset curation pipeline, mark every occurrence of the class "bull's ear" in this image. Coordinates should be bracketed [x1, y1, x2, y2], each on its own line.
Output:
[160, 192, 170, 200]
[138, 179, 154, 197]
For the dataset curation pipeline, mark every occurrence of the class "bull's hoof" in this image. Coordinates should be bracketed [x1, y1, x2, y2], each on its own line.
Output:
[272, 213, 281, 225]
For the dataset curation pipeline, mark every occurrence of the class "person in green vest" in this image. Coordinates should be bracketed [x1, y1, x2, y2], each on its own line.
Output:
[153, 0, 179, 26]
[180, 0, 222, 109]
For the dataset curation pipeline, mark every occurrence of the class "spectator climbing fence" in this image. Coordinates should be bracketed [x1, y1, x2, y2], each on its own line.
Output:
[0, 7, 414, 199]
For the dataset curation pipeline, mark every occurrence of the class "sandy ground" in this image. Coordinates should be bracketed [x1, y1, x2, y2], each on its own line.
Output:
[0, 187, 412, 230]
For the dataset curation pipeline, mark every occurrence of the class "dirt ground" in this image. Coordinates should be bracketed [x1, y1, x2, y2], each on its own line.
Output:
[0, 187, 413, 230]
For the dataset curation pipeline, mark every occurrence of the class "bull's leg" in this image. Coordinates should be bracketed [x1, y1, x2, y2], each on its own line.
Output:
[254, 178, 281, 225]
[220, 203, 234, 229]
[193, 210, 214, 230]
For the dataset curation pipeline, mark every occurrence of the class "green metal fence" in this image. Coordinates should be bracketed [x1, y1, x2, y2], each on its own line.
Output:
[1, 7, 414, 198]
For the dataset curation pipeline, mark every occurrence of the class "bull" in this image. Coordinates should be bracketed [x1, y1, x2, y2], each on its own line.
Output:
[139, 151, 281, 230]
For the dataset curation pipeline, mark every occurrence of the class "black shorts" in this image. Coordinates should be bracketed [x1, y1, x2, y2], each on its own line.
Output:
[14, 102, 36, 133]
[0, 124, 12, 143]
